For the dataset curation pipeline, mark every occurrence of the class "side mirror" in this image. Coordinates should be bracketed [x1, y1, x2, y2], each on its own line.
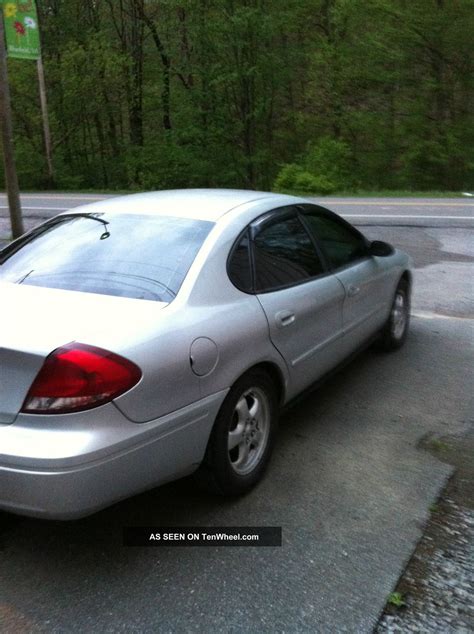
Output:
[368, 240, 394, 257]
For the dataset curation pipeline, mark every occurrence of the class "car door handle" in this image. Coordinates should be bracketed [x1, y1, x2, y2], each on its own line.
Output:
[347, 284, 360, 297]
[276, 310, 296, 328]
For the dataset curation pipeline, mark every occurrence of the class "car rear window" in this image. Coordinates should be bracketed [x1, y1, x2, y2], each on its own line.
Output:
[0, 213, 213, 302]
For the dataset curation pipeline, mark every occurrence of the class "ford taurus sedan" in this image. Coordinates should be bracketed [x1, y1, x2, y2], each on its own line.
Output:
[0, 190, 412, 519]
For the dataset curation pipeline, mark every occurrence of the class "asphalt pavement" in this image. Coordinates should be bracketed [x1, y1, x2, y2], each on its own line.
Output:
[0, 193, 473, 238]
[0, 193, 473, 633]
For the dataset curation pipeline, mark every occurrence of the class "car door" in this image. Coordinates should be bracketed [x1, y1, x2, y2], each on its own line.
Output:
[300, 205, 393, 353]
[249, 208, 346, 398]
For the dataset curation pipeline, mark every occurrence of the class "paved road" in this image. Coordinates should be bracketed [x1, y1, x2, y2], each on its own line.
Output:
[0, 194, 473, 633]
[0, 193, 473, 238]
[310, 196, 474, 228]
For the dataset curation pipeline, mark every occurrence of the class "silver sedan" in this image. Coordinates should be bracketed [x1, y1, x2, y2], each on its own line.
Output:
[0, 190, 412, 519]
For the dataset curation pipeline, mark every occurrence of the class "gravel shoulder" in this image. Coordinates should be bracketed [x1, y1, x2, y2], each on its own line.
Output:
[376, 428, 474, 633]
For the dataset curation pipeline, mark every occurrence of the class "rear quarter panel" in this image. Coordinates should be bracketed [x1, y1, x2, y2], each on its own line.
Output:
[112, 202, 292, 422]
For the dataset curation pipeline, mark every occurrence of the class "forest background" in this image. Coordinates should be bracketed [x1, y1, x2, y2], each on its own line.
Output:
[1, 0, 473, 194]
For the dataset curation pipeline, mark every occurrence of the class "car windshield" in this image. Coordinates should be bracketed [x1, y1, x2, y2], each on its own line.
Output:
[0, 213, 214, 302]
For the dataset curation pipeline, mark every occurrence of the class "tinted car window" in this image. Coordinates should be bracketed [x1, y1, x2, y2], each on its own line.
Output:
[0, 214, 213, 302]
[228, 231, 253, 292]
[303, 212, 367, 269]
[253, 215, 324, 292]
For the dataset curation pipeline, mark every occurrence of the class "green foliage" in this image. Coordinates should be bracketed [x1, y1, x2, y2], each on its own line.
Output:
[1, 0, 473, 192]
[428, 438, 449, 453]
[273, 164, 303, 190]
[387, 592, 406, 608]
[273, 137, 352, 193]
[298, 173, 336, 195]
[400, 140, 449, 190]
[304, 137, 353, 190]
[14, 143, 48, 189]
[274, 164, 337, 194]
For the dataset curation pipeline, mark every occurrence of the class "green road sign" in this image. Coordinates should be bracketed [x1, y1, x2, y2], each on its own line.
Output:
[2, 1, 41, 60]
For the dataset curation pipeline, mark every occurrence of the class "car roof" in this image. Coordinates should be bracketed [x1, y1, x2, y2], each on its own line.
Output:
[62, 189, 305, 222]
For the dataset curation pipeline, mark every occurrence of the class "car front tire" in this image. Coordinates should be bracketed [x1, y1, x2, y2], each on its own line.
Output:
[198, 369, 279, 496]
[379, 279, 410, 351]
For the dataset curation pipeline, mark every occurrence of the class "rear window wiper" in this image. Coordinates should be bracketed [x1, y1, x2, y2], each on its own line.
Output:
[0, 214, 110, 264]
[64, 213, 110, 239]
[66, 213, 109, 228]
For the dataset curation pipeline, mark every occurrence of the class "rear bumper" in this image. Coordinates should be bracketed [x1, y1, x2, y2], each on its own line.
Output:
[0, 391, 227, 519]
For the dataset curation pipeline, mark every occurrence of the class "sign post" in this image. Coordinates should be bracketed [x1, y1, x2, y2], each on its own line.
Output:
[0, 6, 24, 238]
[3, 0, 53, 184]
[36, 55, 53, 184]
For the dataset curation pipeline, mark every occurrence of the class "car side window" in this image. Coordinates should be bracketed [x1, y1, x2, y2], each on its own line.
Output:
[228, 230, 253, 292]
[303, 211, 367, 269]
[253, 214, 324, 292]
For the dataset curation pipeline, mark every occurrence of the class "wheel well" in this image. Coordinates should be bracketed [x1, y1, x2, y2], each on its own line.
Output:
[244, 362, 285, 406]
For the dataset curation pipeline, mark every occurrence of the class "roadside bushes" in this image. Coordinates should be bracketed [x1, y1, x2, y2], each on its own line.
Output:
[274, 165, 336, 194]
[273, 137, 353, 194]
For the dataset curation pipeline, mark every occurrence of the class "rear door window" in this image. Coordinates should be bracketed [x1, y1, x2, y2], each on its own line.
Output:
[252, 214, 325, 292]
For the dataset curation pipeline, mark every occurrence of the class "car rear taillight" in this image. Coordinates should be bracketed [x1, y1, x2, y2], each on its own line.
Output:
[21, 343, 142, 414]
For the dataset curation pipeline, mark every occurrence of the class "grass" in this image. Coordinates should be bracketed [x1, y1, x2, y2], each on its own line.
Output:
[277, 188, 469, 198]
[329, 189, 468, 198]
[4, 187, 470, 198]
[428, 438, 450, 453]
[15, 188, 134, 195]
[387, 592, 406, 608]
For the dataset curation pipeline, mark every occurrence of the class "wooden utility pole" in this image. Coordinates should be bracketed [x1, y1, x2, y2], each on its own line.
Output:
[0, 12, 24, 238]
[37, 56, 54, 185]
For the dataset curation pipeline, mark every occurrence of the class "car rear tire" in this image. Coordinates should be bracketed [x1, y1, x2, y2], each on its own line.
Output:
[378, 279, 410, 351]
[197, 370, 279, 496]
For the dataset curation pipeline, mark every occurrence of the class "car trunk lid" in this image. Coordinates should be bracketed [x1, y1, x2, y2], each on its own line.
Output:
[0, 282, 167, 424]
